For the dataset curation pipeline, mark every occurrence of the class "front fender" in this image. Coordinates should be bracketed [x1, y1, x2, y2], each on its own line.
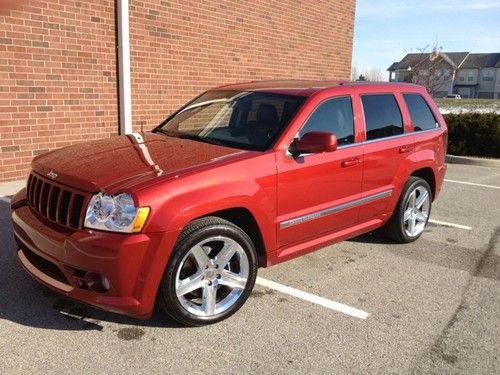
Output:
[138, 152, 278, 253]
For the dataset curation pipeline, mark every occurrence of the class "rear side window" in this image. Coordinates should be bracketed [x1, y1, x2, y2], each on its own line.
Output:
[361, 94, 403, 140]
[298, 96, 354, 146]
[403, 94, 439, 131]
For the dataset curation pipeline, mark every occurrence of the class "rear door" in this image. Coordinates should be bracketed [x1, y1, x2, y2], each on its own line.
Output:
[402, 92, 444, 162]
[276, 96, 363, 249]
[358, 92, 414, 222]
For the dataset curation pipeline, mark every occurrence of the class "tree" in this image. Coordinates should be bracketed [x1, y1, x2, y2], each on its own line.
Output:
[364, 67, 384, 81]
[350, 64, 383, 82]
[351, 65, 359, 81]
[406, 43, 455, 96]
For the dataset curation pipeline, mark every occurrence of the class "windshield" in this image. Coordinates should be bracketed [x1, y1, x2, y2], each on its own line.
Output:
[155, 90, 305, 151]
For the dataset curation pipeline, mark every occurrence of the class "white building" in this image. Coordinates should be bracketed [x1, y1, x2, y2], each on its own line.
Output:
[388, 52, 500, 98]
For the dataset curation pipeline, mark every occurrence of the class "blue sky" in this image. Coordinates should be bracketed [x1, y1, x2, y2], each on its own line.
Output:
[352, 0, 500, 77]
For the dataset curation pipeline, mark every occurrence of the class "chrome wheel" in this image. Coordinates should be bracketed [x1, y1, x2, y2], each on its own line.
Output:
[175, 236, 249, 317]
[403, 185, 430, 237]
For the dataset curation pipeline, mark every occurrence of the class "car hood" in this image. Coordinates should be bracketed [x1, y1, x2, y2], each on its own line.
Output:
[32, 132, 251, 192]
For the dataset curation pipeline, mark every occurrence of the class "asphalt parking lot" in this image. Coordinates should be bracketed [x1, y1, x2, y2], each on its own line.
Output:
[1, 163, 499, 374]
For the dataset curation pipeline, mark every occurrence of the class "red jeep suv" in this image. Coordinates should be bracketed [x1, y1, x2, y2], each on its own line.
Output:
[11, 81, 447, 325]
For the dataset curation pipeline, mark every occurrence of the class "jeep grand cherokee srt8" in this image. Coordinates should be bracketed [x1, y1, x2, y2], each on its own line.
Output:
[11, 81, 447, 325]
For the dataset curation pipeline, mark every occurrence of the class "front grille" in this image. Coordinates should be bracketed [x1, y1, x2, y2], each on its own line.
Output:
[26, 172, 88, 229]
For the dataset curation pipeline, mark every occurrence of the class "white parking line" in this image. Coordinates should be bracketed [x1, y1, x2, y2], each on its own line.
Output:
[255, 276, 370, 320]
[0, 196, 11, 203]
[428, 219, 472, 231]
[444, 179, 500, 190]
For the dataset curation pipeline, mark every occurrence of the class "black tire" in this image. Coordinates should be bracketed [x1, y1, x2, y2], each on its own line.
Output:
[382, 176, 432, 243]
[158, 216, 258, 326]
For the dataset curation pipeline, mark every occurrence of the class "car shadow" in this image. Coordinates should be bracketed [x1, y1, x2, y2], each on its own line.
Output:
[347, 231, 391, 244]
[0, 199, 184, 331]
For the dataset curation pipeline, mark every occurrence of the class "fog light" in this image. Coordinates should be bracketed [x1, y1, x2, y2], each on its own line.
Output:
[84, 272, 110, 293]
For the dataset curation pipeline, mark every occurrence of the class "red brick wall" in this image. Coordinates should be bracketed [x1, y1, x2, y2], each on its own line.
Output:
[0, 0, 118, 182]
[0, 0, 355, 182]
[129, 0, 356, 131]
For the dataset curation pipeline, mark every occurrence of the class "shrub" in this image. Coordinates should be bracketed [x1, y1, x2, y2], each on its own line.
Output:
[443, 113, 500, 158]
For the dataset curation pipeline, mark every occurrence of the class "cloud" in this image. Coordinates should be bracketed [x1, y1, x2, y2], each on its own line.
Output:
[353, 0, 500, 74]
[357, 0, 500, 20]
[355, 36, 500, 48]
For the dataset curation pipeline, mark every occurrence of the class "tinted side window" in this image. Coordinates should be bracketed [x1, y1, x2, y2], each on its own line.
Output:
[299, 97, 354, 146]
[361, 94, 403, 140]
[403, 94, 438, 131]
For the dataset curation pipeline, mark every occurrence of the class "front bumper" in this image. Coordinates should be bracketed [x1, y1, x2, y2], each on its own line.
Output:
[11, 189, 178, 319]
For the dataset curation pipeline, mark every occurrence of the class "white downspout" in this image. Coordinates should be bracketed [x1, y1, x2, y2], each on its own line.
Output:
[117, 0, 132, 135]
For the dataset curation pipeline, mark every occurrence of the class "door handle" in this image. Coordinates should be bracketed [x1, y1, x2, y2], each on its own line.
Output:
[399, 145, 414, 154]
[341, 157, 360, 168]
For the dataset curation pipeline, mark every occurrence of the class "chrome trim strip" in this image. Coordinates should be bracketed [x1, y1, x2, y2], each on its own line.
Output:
[337, 142, 360, 150]
[279, 189, 393, 229]
[362, 127, 441, 145]
[362, 131, 411, 145]
[287, 128, 442, 157]
[286, 141, 361, 158]
[413, 127, 441, 135]
[286, 126, 443, 158]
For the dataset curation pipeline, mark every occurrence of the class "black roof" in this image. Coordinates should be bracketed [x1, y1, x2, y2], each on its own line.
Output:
[441, 52, 470, 67]
[388, 52, 500, 70]
[484, 53, 500, 67]
[461, 53, 490, 68]
[387, 52, 469, 71]
[387, 62, 400, 71]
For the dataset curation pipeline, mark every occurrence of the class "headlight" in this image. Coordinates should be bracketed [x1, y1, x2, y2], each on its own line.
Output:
[84, 192, 150, 233]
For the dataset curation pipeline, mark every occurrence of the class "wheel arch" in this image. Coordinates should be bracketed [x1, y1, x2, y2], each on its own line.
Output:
[198, 207, 267, 267]
[410, 167, 436, 200]
[200, 207, 267, 267]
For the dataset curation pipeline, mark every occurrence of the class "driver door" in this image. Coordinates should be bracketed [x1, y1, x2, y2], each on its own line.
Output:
[276, 96, 363, 250]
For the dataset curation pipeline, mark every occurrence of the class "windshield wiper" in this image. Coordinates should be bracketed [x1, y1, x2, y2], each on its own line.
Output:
[200, 137, 226, 146]
[157, 130, 226, 147]
[155, 128, 175, 136]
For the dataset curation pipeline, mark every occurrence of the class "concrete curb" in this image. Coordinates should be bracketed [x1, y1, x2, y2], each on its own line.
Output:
[0, 180, 25, 197]
[446, 154, 500, 168]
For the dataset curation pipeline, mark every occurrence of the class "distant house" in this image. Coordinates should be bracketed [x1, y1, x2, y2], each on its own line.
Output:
[388, 52, 500, 99]
[454, 53, 500, 99]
